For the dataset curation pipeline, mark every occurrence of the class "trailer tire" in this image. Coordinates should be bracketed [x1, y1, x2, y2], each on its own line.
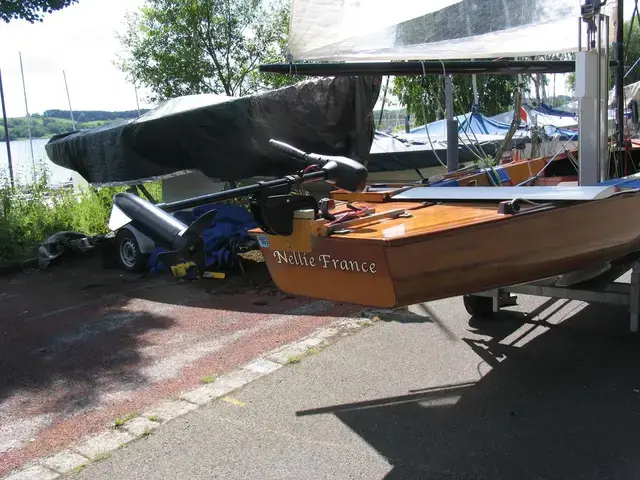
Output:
[116, 229, 148, 273]
[463, 294, 495, 318]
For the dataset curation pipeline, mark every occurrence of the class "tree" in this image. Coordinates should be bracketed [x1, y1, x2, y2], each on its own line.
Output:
[392, 73, 521, 126]
[564, 17, 640, 96]
[624, 18, 640, 85]
[523, 53, 574, 104]
[1, 0, 78, 23]
[117, 0, 295, 103]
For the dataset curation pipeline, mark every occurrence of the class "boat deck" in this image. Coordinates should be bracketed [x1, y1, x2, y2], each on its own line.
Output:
[326, 200, 505, 244]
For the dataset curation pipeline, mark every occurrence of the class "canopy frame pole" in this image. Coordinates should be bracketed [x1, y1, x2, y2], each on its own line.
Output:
[444, 75, 459, 172]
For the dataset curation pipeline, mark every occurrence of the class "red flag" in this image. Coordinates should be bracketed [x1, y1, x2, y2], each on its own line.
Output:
[519, 106, 528, 123]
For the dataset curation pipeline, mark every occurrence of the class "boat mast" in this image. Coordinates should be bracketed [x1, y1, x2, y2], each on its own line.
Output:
[134, 84, 141, 117]
[463, 2, 479, 110]
[614, 0, 625, 175]
[18, 52, 35, 184]
[0, 69, 14, 187]
[445, 75, 459, 172]
[63, 70, 76, 130]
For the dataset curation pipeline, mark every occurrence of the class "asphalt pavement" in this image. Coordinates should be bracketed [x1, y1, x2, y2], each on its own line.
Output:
[73, 293, 640, 480]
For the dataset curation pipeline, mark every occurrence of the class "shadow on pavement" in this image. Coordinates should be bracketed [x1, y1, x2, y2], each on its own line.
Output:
[0, 301, 176, 412]
[296, 301, 640, 480]
[0, 252, 355, 435]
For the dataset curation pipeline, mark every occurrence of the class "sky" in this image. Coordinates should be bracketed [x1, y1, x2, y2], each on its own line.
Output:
[0, 0, 638, 117]
[0, 0, 150, 116]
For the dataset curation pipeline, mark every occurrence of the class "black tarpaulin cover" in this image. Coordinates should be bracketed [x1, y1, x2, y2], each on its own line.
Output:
[45, 76, 381, 186]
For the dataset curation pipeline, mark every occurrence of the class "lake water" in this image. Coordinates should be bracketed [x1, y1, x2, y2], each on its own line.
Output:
[0, 138, 88, 188]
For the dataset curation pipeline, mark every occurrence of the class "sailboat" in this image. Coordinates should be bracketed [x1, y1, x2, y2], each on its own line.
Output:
[236, 0, 640, 307]
[86, 0, 640, 310]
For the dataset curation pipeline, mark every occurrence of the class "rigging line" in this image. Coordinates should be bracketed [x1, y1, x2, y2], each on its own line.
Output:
[455, 116, 491, 168]
[624, 0, 640, 66]
[453, 77, 484, 146]
[454, 97, 489, 160]
[456, 126, 486, 163]
[377, 75, 391, 129]
[516, 130, 579, 185]
[432, 60, 486, 162]
[434, 61, 500, 185]
[433, 62, 494, 180]
[459, 107, 488, 159]
[372, 133, 427, 180]
[450, 95, 483, 159]
[446, 82, 502, 183]
[418, 60, 447, 170]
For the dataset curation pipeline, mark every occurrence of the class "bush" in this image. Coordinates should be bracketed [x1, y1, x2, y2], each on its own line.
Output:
[0, 169, 162, 265]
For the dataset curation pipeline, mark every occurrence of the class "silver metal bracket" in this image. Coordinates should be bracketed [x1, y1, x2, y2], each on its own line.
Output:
[470, 259, 640, 333]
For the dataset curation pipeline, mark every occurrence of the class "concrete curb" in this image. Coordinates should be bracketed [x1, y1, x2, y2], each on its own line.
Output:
[1, 310, 382, 480]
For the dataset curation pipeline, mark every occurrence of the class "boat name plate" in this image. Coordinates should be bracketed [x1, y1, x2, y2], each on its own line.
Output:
[271, 250, 378, 274]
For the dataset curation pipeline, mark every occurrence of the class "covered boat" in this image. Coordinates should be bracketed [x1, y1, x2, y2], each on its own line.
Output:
[249, 182, 640, 308]
[44, 76, 382, 186]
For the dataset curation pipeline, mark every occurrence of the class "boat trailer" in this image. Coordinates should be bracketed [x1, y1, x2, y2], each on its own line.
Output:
[464, 253, 640, 333]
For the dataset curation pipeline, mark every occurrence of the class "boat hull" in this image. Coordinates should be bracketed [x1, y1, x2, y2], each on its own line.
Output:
[253, 192, 640, 308]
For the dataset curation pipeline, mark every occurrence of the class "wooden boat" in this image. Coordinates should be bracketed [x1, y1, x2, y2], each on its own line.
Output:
[328, 148, 579, 205]
[249, 184, 640, 308]
[106, 136, 640, 310]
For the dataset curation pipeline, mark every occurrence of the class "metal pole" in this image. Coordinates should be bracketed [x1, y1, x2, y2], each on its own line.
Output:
[0, 69, 14, 187]
[377, 76, 390, 128]
[615, 0, 625, 176]
[445, 76, 459, 172]
[134, 85, 141, 117]
[259, 60, 585, 77]
[18, 52, 35, 183]
[472, 76, 479, 111]
[463, 3, 480, 111]
[597, 14, 602, 182]
[63, 70, 76, 130]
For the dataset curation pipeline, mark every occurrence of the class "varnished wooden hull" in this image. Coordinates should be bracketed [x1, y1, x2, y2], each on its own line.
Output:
[252, 192, 640, 308]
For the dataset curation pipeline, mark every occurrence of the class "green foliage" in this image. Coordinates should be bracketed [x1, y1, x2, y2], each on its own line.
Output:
[0, 112, 143, 141]
[116, 0, 296, 102]
[624, 18, 640, 86]
[0, 166, 163, 264]
[393, 73, 521, 126]
[564, 16, 640, 96]
[43, 109, 148, 122]
[392, 51, 578, 125]
[0, 0, 78, 23]
[566, 73, 576, 95]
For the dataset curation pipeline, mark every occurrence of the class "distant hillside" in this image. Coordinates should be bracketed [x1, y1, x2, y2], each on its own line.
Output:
[0, 109, 152, 142]
[43, 109, 150, 123]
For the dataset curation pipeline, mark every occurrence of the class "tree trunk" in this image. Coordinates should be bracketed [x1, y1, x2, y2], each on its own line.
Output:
[533, 74, 542, 102]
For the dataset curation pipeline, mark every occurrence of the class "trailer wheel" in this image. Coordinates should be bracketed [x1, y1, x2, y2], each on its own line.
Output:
[116, 229, 148, 273]
[463, 294, 495, 318]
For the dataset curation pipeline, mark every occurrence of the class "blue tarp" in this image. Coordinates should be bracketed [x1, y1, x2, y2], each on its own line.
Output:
[525, 102, 578, 118]
[597, 178, 640, 188]
[409, 112, 515, 136]
[409, 112, 578, 141]
[147, 203, 258, 274]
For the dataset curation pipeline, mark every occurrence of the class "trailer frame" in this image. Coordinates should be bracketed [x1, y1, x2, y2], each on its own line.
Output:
[464, 254, 640, 333]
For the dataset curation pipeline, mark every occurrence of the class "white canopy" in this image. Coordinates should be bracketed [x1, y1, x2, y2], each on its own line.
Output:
[288, 0, 587, 62]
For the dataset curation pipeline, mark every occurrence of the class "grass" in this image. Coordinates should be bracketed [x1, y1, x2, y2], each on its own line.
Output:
[70, 464, 87, 474]
[113, 412, 137, 428]
[286, 355, 302, 364]
[147, 415, 159, 422]
[0, 165, 162, 265]
[93, 452, 111, 462]
[286, 345, 324, 365]
[201, 374, 218, 384]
